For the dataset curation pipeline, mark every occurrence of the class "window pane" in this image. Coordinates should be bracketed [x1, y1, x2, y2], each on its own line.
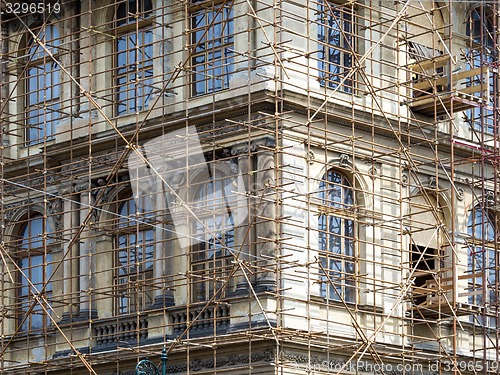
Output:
[18, 216, 52, 331]
[319, 170, 355, 302]
[317, 1, 354, 92]
[191, 172, 235, 301]
[115, 194, 154, 313]
[26, 25, 61, 144]
[115, 6, 153, 116]
[467, 205, 496, 324]
[190, 2, 234, 96]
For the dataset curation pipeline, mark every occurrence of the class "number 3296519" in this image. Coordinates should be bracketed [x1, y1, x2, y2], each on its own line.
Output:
[2, 2, 61, 15]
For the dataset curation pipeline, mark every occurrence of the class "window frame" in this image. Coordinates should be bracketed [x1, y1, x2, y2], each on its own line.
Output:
[316, 0, 356, 93]
[114, 0, 154, 116]
[114, 193, 155, 315]
[23, 23, 61, 145]
[467, 204, 497, 327]
[189, 0, 235, 96]
[190, 169, 236, 302]
[16, 214, 53, 332]
[317, 169, 357, 303]
[465, 6, 496, 134]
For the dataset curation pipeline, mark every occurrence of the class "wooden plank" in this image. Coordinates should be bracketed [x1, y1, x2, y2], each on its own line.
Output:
[458, 84, 488, 95]
[459, 290, 483, 297]
[412, 66, 486, 92]
[409, 55, 454, 73]
[441, 272, 483, 282]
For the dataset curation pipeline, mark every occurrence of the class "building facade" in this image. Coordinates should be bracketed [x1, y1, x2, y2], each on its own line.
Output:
[0, 0, 499, 374]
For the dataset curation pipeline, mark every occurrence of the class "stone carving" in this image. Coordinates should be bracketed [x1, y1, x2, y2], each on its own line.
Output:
[368, 166, 378, 178]
[307, 150, 315, 165]
[47, 198, 63, 231]
[428, 176, 437, 188]
[164, 349, 274, 373]
[232, 137, 276, 155]
[339, 153, 351, 168]
[401, 172, 409, 186]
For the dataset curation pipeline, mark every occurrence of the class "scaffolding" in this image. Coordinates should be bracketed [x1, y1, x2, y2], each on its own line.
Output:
[0, 0, 499, 374]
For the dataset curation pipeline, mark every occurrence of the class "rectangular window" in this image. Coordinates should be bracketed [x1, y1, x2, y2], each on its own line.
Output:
[18, 254, 53, 331]
[17, 216, 53, 332]
[190, 0, 234, 96]
[115, 28, 154, 116]
[317, 0, 355, 93]
[114, 0, 154, 116]
[190, 172, 235, 302]
[25, 24, 61, 144]
[115, 196, 155, 314]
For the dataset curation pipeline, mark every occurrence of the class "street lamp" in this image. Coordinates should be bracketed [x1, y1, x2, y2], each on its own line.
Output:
[135, 346, 168, 375]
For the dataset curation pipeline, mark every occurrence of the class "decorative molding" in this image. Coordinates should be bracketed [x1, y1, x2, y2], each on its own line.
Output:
[232, 136, 276, 155]
[338, 153, 351, 168]
[368, 166, 378, 179]
[428, 176, 437, 188]
[401, 172, 409, 186]
[486, 190, 495, 201]
[4, 199, 44, 221]
[165, 349, 274, 374]
[307, 150, 315, 165]
[198, 121, 245, 139]
[3, 197, 62, 232]
[47, 198, 63, 231]
[231, 142, 252, 155]
[4, 174, 57, 194]
[252, 137, 276, 150]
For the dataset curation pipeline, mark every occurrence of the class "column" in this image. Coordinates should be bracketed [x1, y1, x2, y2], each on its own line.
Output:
[254, 138, 277, 292]
[78, 189, 97, 320]
[231, 143, 252, 294]
[61, 191, 80, 322]
[152, 177, 175, 307]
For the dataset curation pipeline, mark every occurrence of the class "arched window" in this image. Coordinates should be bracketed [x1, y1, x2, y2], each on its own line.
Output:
[191, 172, 235, 302]
[190, 0, 234, 96]
[317, 0, 355, 93]
[115, 193, 154, 314]
[115, 0, 154, 116]
[466, 6, 496, 133]
[468, 205, 496, 326]
[25, 24, 61, 144]
[318, 170, 356, 302]
[17, 215, 52, 331]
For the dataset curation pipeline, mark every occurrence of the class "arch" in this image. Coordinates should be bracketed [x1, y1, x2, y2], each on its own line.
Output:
[407, 184, 453, 231]
[318, 157, 368, 210]
[5, 206, 56, 244]
[97, 180, 133, 225]
[115, 0, 153, 26]
[407, 190, 446, 249]
[433, 1, 450, 27]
